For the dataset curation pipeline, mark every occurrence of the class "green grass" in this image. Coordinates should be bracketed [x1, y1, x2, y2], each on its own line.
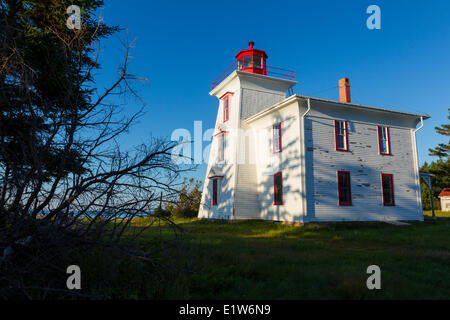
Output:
[424, 210, 450, 218]
[137, 214, 450, 300]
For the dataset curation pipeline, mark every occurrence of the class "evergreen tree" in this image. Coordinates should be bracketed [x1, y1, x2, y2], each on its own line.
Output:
[421, 107, 450, 209]
[421, 159, 450, 209]
[1, 1, 117, 187]
[0, 1, 185, 299]
[170, 178, 202, 218]
[429, 108, 450, 158]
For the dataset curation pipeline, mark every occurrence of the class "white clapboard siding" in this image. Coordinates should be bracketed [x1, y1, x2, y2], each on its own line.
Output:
[304, 115, 422, 222]
[234, 164, 260, 219]
[240, 88, 285, 119]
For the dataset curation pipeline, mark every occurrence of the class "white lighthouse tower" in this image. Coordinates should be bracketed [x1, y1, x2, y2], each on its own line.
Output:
[198, 42, 297, 221]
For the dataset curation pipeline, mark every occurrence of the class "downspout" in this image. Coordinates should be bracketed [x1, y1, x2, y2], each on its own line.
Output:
[300, 98, 312, 221]
[414, 116, 424, 134]
[413, 117, 429, 220]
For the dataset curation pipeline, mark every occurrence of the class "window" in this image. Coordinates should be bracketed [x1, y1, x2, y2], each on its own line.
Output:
[212, 179, 218, 206]
[243, 56, 253, 68]
[381, 174, 395, 206]
[238, 59, 243, 70]
[223, 96, 229, 122]
[335, 120, 349, 151]
[253, 56, 262, 68]
[238, 55, 263, 69]
[218, 133, 225, 162]
[274, 172, 283, 205]
[273, 123, 282, 153]
[378, 126, 391, 155]
[219, 92, 233, 121]
[337, 171, 352, 206]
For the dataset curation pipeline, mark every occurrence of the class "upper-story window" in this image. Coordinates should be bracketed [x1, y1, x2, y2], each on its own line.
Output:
[335, 120, 349, 151]
[381, 174, 395, 206]
[378, 126, 391, 155]
[273, 123, 282, 153]
[337, 171, 352, 206]
[218, 133, 226, 163]
[220, 92, 233, 123]
[223, 96, 229, 122]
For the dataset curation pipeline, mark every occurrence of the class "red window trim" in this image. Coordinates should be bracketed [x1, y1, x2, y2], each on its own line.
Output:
[219, 91, 234, 100]
[212, 179, 218, 206]
[378, 126, 392, 155]
[273, 123, 282, 154]
[335, 120, 350, 152]
[337, 171, 352, 206]
[214, 130, 229, 137]
[273, 172, 283, 206]
[381, 173, 395, 206]
[223, 96, 229, 123]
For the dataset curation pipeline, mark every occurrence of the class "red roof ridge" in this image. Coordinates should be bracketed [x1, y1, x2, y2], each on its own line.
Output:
[439, 188, 450, 197]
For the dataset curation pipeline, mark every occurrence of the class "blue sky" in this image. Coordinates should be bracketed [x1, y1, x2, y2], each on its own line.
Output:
[95, 0, 450, 181]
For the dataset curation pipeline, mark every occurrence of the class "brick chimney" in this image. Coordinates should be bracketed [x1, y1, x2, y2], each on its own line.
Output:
[339, 78, 351, 103]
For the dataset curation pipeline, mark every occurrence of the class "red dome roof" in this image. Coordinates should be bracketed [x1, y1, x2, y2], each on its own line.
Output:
[235, 41, 268, 60]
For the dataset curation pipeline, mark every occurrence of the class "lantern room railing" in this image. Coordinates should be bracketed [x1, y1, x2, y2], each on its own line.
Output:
[211, 62, 296, 90]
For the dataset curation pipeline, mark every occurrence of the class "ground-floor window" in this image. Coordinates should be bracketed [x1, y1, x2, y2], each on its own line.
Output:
[381, 174, 395, 206]
[337, 171, 352, 206]
[274, 172, 283, 205]
[212, 179, 218, 206]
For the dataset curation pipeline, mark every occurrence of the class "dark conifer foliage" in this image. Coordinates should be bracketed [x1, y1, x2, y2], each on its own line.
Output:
[0, 1, 190, 299]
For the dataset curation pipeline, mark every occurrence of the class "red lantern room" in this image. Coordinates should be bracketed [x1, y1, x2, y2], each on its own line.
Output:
[235, 41, 268, 76]
[211, 42, 295, 90]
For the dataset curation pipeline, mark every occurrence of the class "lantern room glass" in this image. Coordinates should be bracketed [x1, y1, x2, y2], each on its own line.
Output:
[238, 55, 264, 70]
[253, 56, 262, 68]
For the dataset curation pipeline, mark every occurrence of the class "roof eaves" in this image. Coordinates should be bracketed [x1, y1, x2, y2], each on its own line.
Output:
[296, 95, 430, 120]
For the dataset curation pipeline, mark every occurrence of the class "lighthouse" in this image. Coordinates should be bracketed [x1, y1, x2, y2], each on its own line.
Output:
[198, 42, 297, 221]
[198, 42, 428, 224]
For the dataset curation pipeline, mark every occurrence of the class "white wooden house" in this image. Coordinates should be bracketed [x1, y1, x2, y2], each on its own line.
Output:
[198, 42, 430, 223]
[439, 189, 450, 212]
